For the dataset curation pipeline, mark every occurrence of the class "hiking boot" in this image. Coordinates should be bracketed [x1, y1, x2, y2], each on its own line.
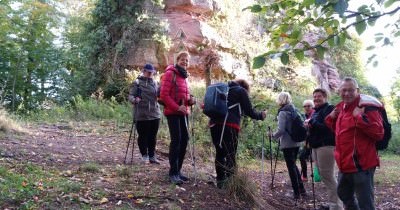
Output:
[317, 204, 329, 210]
[169, 175, 183, 185]
[216, 181, 225, 189]
[301, 175, 308, 182]
[149, 156, 160, 164]
[179, 173, 189, 182]
[300, 188, 307, 197]
[216, 179, 227, 189]
[141, 155, 149, 162]
[285, 192, 300, 200]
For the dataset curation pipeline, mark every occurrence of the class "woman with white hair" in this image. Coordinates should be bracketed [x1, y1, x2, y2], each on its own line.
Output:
[273, 92, 306, 199]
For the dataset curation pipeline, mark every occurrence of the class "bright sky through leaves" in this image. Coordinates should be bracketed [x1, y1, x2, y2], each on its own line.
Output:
[349, 1, 400, 96]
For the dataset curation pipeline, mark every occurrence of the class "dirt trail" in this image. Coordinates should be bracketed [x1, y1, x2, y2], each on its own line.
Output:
[1, 122, 399, 209]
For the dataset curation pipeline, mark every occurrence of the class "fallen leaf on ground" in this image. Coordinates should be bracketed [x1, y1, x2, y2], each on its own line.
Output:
[100, 197, 108, 204]
[79, 197, 91, 204]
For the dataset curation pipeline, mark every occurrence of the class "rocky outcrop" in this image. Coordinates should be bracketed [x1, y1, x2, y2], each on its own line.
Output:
[303, 32, 341, 92]
[126, 0, 255, 80]
[126, 1, 340, 90]
[164, 0, 217, 14]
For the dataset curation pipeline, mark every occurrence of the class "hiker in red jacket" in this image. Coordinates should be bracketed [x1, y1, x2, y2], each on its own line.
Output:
[160, 51, 195, 185]
[325, 77, 384, 210]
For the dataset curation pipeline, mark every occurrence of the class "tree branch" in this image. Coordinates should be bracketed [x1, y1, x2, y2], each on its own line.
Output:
[294, 6, 400, 54]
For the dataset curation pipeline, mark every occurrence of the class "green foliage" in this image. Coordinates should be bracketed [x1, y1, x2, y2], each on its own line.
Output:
[24, 95, 132, 124]
[0, 0, 63, 111]
[247, 0, 400, 66]
[63, 0, 168, 100]
[391, 71, 400, 121]
[387, 121, 400, 153]
[0, 163, 81, 209]
[329, 37, 366, 82]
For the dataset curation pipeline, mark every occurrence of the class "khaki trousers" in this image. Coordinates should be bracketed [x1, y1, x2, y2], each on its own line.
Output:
[313, 146, 344, 210]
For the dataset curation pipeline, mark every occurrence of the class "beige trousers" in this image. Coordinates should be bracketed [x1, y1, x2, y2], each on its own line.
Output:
[313, 146, 344, 210]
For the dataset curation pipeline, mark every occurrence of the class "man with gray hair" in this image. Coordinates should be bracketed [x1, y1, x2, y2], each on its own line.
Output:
[325, 77, 384, 210]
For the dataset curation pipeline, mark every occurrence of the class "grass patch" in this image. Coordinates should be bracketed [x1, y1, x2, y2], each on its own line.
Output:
[375, 153, 400, 185]
[57, 180, 82, 193]
[79, 162, 101, 173]
[0, 163, 82, 209]
[117, 167, 133, 178]
[224, 170, 263, 208]
[0, 109, 25, 134]
[22, 95, 132, 124]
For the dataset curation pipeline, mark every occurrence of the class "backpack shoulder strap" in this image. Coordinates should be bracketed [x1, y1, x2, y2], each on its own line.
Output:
[172, 71, 176, 83]
[364, 106, 379, 112]
[133, 78, 141, 97]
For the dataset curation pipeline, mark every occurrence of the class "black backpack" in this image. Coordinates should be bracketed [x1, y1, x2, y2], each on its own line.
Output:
[286, 108, 307, 142]
[365, 106, 392, 150]
[157, 71, 176, 106]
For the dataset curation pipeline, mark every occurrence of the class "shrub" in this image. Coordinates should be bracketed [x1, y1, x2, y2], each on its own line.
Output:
[0, 109, 24, 133]
[224, 170, 263, 208]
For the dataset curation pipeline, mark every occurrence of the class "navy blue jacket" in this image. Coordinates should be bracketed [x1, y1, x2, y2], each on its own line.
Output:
[308, 103, 335, 148]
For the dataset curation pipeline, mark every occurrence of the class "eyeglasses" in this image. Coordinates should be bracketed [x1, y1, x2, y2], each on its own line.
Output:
[303, 105, 312, 108]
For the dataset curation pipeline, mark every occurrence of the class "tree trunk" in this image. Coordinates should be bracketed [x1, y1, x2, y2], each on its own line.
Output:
[205, 64, 212, 87]
[12, 74, 16, 111]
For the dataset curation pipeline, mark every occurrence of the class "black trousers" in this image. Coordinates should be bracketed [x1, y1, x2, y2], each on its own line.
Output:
[210, 125, 239, 182]
[167, 115, 189, 176]
[299, 146, 311, 177]
[136, 119, 160, 158]
[283, 147, 305, 196]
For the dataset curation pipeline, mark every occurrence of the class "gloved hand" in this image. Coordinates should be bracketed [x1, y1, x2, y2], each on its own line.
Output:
[133, 97, 141, 104]
[188, 95, 196, 106]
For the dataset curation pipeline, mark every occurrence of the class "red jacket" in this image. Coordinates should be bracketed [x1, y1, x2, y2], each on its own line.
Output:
[160, 65, 191, 116]
[325, 95, 384, 173]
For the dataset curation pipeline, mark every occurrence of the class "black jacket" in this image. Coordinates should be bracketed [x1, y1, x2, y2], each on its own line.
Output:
[308, 103, 335, 148]
[210, 81, 264, 127]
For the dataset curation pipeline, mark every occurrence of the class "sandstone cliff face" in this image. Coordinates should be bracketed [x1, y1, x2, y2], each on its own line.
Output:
[303, 32, 342, 92]
[127, 0, 255, 80]
[126, 0, 341, 92]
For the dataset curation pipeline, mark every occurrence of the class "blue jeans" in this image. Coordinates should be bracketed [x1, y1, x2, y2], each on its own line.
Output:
[337, 168, 376, 210]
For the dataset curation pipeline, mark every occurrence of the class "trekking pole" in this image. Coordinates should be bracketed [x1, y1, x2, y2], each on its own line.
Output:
[124, 111, 134, 164]
[309, 145, 316, 209]
[124, 87, 141, 165]
[261, 124, 266, 194]
[182, 100, 197, 184]
[271, 140, 280, 189]
[268, 126, 273, 185]
[190, 105, 197, 185]
[130, 108, 137, 164]
[124, 104, 137, 164]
